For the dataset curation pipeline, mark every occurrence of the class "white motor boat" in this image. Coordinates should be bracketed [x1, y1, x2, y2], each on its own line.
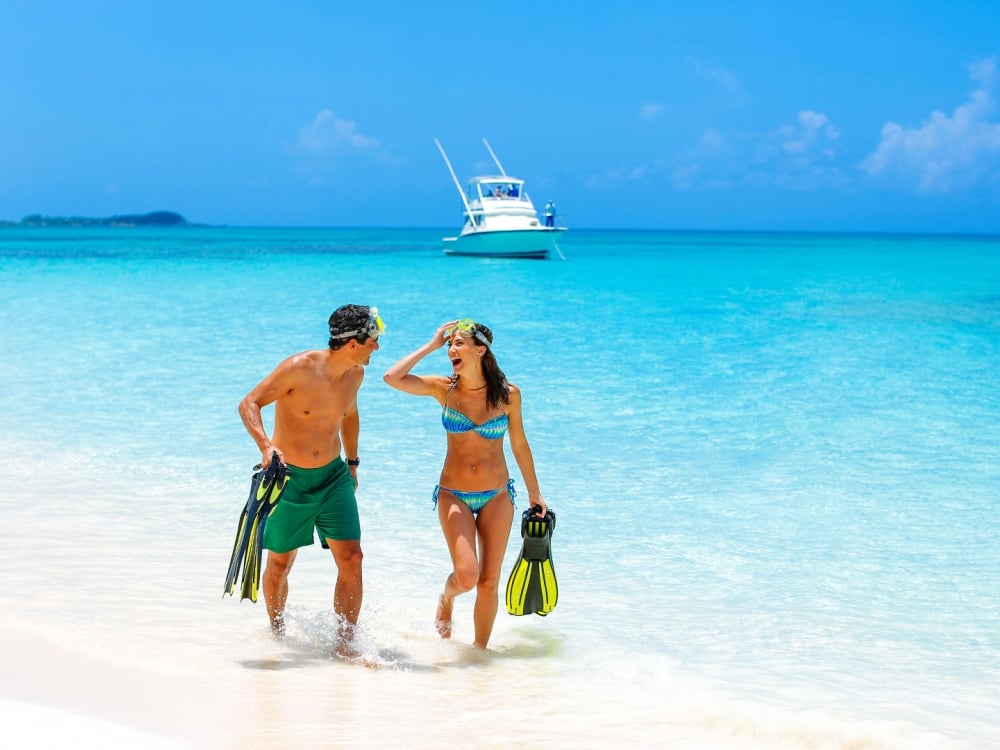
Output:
[435, 138, 566, 260]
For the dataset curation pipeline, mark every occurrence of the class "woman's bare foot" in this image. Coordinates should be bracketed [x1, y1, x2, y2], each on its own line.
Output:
[435, 593, 453, 639]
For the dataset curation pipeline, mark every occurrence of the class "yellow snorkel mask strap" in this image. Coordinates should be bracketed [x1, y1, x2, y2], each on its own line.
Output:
[370, 307, 386, 337]
[446, 317, 490, 349]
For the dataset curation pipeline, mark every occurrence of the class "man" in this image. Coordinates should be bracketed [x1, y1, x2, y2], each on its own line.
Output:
[238, 304, 383, 656]
[543, 200, 556, 227]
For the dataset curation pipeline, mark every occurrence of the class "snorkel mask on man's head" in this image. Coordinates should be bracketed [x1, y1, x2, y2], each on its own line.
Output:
[330, 306, 385, 344]
[446, 318, 491, 349]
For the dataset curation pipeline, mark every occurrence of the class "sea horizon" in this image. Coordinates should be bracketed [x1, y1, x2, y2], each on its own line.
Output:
[4, 220, 1000, 238]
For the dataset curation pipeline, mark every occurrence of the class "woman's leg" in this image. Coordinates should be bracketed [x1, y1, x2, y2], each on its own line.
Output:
[436, 489, 479, 638]
[472, 491, 515, 648]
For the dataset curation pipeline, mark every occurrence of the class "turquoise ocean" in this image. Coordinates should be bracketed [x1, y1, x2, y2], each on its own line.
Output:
[0, 227, 998, 749]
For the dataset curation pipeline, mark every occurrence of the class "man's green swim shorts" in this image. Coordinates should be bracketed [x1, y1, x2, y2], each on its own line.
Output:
[263, 457, 360, 553]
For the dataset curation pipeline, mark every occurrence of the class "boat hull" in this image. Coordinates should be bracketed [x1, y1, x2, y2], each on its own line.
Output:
[443, 228, 564, 260]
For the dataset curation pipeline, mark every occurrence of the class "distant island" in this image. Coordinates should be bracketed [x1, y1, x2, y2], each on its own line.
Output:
[0, 211, 189, 228]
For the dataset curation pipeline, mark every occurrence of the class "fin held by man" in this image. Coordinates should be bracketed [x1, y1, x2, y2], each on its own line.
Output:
[223, 455, 289, 602]
[505, 506, 558, 616]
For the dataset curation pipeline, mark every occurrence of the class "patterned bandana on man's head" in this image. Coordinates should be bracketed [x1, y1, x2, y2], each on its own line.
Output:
[330, 306, 385, 341]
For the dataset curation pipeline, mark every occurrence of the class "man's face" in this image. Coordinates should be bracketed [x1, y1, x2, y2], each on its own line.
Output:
[353, 336, 379, 365]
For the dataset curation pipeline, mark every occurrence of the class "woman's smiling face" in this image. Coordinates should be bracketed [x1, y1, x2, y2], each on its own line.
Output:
[447, 333, 484, 372]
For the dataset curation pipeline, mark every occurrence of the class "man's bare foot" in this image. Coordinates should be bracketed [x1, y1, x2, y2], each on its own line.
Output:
[270, 613, 286, 638]
[435, 594, 453, 639]
[333, 625, 380, 668]
[333, 641, 381, 669]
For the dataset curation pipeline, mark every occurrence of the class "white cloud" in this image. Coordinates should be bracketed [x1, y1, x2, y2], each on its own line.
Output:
[685, 57, 745, 97]
[639, 103, 664, 122]
[591, 109, 845, 192]
[779, 110, 840, 155]
[671, 163, 701, 190]
[298, 109, 381, 154]
[583, 164, 652, 188]
[668, 128, 733, 189]
[861, 58, 1000, 192]
[668, 112, 843, 190]
[763, 111, 844, 189]
[584, 153, 680, 189]
[697, 128, 730, 154]
[764, 111, 843, 188]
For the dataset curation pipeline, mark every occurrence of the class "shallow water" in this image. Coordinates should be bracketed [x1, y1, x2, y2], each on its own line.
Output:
[1, 227, 998, 748]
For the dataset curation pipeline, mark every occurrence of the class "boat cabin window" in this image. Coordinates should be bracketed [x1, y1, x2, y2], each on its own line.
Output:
[473, 182, 524, 201]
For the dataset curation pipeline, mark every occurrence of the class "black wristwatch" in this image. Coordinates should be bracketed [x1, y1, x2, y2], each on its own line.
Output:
[346, 457, 360, 467]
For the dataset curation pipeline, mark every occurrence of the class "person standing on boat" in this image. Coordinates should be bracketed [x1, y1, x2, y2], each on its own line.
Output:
[383, 318, 547, 649]
[544, 200, 556, 227]
[238, 304, 384, 658]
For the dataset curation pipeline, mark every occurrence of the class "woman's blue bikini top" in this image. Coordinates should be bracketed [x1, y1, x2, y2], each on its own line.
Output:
[442, 380, 508, 440]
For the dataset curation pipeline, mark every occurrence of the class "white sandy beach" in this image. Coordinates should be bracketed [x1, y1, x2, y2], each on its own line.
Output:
[0, 627, 226, 748]
[1, 620, 962, 750]
[0, 701, 182, 749]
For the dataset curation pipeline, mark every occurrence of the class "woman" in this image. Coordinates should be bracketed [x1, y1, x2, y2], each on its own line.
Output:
[384, 318, 547, 649]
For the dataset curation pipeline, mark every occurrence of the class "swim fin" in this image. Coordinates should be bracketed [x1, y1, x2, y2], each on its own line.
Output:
[505, 507, 558, 616]
[223, 455, 289, 603]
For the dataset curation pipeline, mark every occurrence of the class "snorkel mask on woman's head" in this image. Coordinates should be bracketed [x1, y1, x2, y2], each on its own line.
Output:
[446, 318, 491, 349]
[330, 306, 385, 343]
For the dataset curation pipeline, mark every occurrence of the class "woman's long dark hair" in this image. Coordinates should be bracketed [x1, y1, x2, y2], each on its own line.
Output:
[456, 322, 509, 410]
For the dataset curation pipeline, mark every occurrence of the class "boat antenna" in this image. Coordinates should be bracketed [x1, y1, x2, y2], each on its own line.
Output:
[434, 138, 474, 218]
[482, 138, 508, 176]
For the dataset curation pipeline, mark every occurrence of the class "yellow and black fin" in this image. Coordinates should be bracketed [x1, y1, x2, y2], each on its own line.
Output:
[505, 507, 558, 616]
[223, 455, 289, 602]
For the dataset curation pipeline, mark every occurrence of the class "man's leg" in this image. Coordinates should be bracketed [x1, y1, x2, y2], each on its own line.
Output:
[326, 539, 364, 648]
[263, 549, 297, 635]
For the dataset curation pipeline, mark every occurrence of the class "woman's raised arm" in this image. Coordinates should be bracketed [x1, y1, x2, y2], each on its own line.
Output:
[383, 320, 457, 397]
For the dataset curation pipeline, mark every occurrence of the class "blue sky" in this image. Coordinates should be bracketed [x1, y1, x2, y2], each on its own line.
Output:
[3, 1, 999, 232]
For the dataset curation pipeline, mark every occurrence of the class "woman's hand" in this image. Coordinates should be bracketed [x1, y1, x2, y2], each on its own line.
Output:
[529, 496, 548, 517]
[432, 320, 459, 349]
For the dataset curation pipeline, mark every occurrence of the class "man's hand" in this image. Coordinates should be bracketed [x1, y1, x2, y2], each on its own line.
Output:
[262, 446, 286, 468]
